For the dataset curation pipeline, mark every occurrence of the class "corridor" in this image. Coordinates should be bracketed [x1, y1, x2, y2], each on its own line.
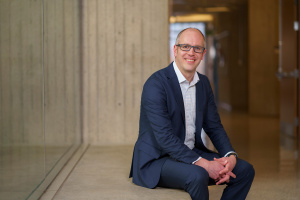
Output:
[40, 112, 300, 200]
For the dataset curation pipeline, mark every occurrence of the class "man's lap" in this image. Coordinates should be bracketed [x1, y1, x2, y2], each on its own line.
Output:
[157, 150, 252, 189]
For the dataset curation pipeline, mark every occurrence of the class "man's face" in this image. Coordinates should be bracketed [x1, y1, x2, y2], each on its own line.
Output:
[173, 29, 206, 76]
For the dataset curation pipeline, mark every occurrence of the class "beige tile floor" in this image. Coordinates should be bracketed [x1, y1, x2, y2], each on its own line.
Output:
[41, 112, 300, 200]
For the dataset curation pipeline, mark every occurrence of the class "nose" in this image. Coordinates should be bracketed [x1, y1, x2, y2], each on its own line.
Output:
[187, 47, 196, 55]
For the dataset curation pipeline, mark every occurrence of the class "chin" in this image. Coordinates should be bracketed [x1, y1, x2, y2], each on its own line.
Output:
[184, 68, 197, 74]
[185, 65, 198, 71]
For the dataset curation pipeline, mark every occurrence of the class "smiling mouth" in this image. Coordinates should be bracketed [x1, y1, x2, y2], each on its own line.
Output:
[186, 59, 195, 62]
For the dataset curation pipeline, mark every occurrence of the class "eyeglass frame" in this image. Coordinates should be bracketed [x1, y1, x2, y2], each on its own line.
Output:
[175, 44, 206, 53]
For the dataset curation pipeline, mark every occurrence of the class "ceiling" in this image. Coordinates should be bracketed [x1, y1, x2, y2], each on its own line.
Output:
[171, 0, 248, 16]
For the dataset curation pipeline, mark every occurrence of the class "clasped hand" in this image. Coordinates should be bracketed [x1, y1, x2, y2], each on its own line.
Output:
[213, 156, 236, 185]
[195, 155, 237, 185]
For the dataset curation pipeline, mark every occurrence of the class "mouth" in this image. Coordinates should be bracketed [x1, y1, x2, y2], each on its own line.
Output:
[185, 58, 196, 63]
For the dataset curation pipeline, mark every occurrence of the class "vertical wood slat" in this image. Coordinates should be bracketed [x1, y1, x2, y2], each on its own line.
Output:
[83, 0, 169, 145]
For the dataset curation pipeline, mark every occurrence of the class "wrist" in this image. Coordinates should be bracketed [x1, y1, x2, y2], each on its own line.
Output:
[228, 155, 237, 168]
[225, 152, 238, 158]
[194, 157, 209, 168]
[228, 155, 237, 161]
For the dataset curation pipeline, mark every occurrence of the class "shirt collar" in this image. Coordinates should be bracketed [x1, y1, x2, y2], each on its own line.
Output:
[173, 61, 200, 86]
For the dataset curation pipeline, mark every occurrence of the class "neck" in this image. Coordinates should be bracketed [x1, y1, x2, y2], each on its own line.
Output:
[185, 74, 194, 83]
[180, 70, 195, 84]
[173, 61, 196, 83]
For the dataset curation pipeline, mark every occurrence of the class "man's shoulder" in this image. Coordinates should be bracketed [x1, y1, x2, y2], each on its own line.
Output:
[142, 64, 174, 94]
[147, 63, 174, 82]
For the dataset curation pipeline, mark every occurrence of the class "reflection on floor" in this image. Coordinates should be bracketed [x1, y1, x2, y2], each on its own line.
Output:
[0, 146, 45, 200]
[0, 146, 72, 200]
[41, 112, 300, 200]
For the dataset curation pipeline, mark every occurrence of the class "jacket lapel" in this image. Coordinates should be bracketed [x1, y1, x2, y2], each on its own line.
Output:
[195, 76, 203, 133]
[195, 73, 208, 149]
[165, 64, 185, 126]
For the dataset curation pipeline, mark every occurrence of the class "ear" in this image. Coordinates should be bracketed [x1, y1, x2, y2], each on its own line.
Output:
[201, 49, 207, 60]
[173, 45, 178, 57]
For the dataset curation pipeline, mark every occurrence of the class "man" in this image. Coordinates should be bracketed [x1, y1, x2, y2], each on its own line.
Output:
[129, 28, 254, 200]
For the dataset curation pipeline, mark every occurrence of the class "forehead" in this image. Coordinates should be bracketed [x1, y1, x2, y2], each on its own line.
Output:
[178, 30, 204, 46]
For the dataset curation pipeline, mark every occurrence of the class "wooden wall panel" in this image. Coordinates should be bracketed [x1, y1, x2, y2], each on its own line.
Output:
[248, 0, 279, 115]
[82, 0, 169, 145]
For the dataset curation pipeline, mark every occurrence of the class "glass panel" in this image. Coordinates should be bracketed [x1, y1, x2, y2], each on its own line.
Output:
[0, 0, 82, 199]
[0, 0, 45, 199]
[43, 0, 81, 175]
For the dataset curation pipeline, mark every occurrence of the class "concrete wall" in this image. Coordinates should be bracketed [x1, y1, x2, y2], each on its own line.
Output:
[82, 0, 170, 145]
[0, 0, 169, 146]
[0, 0, 44, 145]
[43, 0, 82, 146]
[0, 0, 81, 146]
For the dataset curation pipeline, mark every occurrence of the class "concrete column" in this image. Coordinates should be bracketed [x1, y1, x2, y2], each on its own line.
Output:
[82, 0, 169, 144]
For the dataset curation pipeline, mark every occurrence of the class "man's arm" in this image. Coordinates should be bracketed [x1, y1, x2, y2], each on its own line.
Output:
[196, 76, 237, 184]
[201, 75, 236, 157]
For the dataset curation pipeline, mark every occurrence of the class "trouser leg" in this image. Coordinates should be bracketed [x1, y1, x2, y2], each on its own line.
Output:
[220, 158, 255, 200]
[157, 158, 210, 200]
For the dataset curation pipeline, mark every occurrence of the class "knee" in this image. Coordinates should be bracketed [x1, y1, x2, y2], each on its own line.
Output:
[235, 159, 255, 181]
[184, 166, 210, 200]
[187, 166, 210, 186]
[247, 163, 255, 180]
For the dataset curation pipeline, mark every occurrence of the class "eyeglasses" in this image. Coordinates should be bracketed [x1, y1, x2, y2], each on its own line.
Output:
[176, 44, 205, 53]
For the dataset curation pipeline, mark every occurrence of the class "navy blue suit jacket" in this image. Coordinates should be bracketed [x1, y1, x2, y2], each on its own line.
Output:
[129, 63, 234, 189]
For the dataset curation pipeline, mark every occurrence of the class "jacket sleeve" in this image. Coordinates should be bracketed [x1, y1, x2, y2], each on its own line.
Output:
[201, 76, 235, 156]
[141, 76, 200, 164]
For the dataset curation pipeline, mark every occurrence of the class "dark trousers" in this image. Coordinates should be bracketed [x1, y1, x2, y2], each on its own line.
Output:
[157, 151, 255, 200]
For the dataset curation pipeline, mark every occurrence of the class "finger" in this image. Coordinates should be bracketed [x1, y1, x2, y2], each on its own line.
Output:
[219, 166, 229, 175]
[227, 171, 236, 178]
[214, 158, 227, 166]
[214, 157, 227, 162]
[216, 175, 230, 185]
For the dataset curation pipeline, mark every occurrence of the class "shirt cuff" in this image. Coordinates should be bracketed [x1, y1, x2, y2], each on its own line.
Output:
[192, 156, 202, 164]
[224, 151, 238, 157]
